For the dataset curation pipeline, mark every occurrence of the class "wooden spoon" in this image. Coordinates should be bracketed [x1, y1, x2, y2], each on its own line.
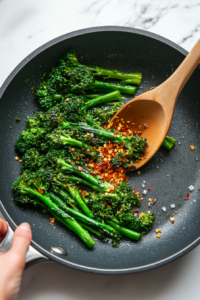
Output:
[110, 39, 200, 169]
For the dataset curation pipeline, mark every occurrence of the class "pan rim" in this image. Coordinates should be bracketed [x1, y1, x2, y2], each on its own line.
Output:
[0, 26, 199, 274]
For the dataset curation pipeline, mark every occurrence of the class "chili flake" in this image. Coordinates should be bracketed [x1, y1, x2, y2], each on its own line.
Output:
[38, 189, 44, 194]
[170, 217, 175, 224]
[50, 217, 56, 223]
[185, 193, 190, 200]
[148, 186, 152, 190]
[190, 145, 195, 150]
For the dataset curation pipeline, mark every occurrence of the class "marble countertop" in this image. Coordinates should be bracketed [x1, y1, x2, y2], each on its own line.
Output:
[0, 0, 200, 299]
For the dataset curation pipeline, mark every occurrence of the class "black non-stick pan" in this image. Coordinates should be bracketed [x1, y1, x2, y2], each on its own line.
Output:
[0, 27, 199, 274]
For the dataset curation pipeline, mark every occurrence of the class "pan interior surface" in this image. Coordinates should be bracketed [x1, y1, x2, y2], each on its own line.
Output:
[0, 29, 199, 272]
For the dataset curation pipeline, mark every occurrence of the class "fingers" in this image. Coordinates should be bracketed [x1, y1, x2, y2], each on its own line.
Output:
[11, 223, 32, 258]
[0, 218, 8, 243]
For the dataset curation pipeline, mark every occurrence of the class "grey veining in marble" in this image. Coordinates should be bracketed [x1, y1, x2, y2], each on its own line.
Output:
[0, 0, 200, 87]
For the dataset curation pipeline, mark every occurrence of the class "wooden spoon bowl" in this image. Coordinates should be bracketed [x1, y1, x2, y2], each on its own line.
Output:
[111, 99, 165, 169]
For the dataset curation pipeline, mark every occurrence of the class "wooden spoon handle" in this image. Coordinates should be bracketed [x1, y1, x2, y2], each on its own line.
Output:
[157, 39, 200, 105]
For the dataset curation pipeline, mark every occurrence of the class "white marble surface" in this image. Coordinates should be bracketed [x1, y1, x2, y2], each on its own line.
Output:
[0, 0, 200, 299]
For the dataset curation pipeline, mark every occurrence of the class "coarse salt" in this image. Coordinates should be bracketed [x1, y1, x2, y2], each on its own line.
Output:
[148, 203, 151, 208]
[170, 204, 175, 208]
[142, 183, 145, 188]
[143, 180, 146, 184]
[162, 207, 166, 212]
[143, 190, 147, 195]
[189, 185, 194, 191]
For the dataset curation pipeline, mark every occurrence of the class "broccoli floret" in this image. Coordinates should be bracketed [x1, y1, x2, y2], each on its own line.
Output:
[15, 127, 48, 153]
[118, 211, 155, 234]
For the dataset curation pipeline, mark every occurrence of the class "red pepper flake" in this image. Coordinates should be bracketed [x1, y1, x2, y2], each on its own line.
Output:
[133, 189, 137, 194]
[124, 177, 129, 182]
[148, 186, 152, 190]
[69, 203, 74, 207]
[170, 217, 175, 224]
[47, 115, 50, 119]
[50, 217, 56, 223]
[103, 124, 107, 130]
[138, 204, 141, 207]
[66, 184, 70, 189]
[146, 88, 149, 92]
[38, 189, 44, 194]
[153, 199, 157, 204]
[20, 172, 23, 175]
[185, 193, 190, 200]
[133, 209, 139, 214]
[78, 166, 83, 172]
[56, 107, 59, 110]
[139, 196, 143, 200]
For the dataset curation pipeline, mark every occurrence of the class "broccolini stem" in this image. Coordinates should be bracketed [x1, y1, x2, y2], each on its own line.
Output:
[48, 192, 119, 237]
[59, 135, 95, 156]
[107, 220, 142, 241]
[102, 101, 123, 107]
[61, 121, 127, 145]
[81, 91, 124, 113]
[57, 158, 113, 192]
[88, 67, 142, 85]
[52, 186, 80, 212]
[162, 136, 176, 150]
[54, 180, 94, 219]
[67, 176, 106, 192]
[77, 220, 104, 238]
[23, 188, 95, 248]
[85, 94, 100, 100]
[88, 80, 138, 94]
[121, 78, 142, 85]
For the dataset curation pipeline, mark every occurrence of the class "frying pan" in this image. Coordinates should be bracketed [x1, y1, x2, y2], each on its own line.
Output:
[0, 26, 199, 274]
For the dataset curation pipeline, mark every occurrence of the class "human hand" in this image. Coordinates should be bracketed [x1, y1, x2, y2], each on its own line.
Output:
[0, 218, 32, 300]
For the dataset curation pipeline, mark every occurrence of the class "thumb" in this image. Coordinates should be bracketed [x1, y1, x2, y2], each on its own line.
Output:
[11, 223, 32, 258]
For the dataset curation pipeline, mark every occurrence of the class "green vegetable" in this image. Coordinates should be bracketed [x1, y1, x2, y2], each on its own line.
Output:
[13, 49, 161, 248]
[162, 136, 176, 150]
[13, 172, 95, 248]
